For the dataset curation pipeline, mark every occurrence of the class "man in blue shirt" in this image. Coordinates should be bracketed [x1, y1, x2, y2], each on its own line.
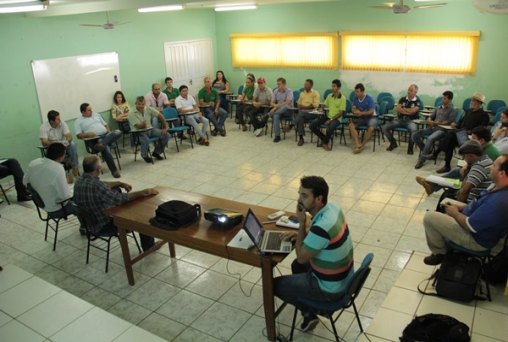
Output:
[422, 154, 508, 265]
[349, 83, 377, 154]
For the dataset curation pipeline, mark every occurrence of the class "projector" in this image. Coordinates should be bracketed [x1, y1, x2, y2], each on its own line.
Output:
[204, 208, 244, 228]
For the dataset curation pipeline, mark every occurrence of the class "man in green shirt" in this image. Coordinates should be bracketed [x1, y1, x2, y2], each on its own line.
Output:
[471, 126, 500, 161]
[163, 77, 180, 107]
[236, 75, 255, 131]
[198, 77, 228, 136]
[309, 79, 346, 151]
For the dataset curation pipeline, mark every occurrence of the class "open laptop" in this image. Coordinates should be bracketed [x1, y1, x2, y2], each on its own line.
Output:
[243, 208, 292, 253]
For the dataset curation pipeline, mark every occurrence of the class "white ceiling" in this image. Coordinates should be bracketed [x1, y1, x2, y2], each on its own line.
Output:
[27, 0, 339, 17]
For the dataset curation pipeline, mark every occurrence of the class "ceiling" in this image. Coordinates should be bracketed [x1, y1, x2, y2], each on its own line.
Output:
[27, 0, 338, 17]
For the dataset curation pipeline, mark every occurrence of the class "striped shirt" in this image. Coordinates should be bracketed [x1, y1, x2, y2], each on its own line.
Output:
[303, 203, 354, 294]
[465, 155, 493, 202]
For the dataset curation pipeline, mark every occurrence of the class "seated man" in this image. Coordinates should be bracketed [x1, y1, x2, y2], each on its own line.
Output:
[416, 140, 492, 203]
[40, 110, 80, 182]
[275, 176, 354, 332]
[24, 143, 74, 218]
[293, 79, 320, 146]
[235, 75, 256, 131]
[75, 103, 122, 178]
[422, 154, 508, 265]
[413, 90, 456, 169]
[0, 158, 31, 202]
[145, 83, 169, 111]
[492, 108, 508, 152]
[309, 79, 345, 151]
[269, 77, 293, 143]
[198, 76, 228, 136]
[434, 92, 490, 173]
[248, 77, 272, 137]
[384, 84, 421, 155]
[471, 126, 500, 161]
[128, 96, 170, 163]
[74, 156, 157, 251]
[175, 85, 210, 146]
[349, 83, 377, 154]
[163, 77, 179, 107]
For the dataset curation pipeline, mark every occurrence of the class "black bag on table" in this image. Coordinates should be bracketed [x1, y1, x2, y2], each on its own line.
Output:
[400, 313, 470, 342]
[150, 200, 201, 230]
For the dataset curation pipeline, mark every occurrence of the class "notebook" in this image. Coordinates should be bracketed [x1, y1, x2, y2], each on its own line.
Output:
[243, 209, 292, 254]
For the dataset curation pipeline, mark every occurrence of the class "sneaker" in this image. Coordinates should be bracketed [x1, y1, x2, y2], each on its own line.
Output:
[152, 152, 163, 160]
[211, 130, 218, 137]
[242, 124, 248, 132]
[220, 129, 226, 137]
[424, 254, 445, 266]
[436, 165, 451, 174]
[143, 156, 153, 163]
[254, 128, 263, 137]
[386, 142, 398, 151]
[407, 148, 414, 155]
[17, 194, 32, 202]
[416, 176, 434, 195]
[414, 159, 425, 169]
[273, 136, 281, 143]
[300, 314, 319, 332]
[112, 171, 121, 178]
[297, 137, 304, 146]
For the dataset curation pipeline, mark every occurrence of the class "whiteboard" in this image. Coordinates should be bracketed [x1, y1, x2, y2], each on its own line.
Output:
[32, 52, 121, 123]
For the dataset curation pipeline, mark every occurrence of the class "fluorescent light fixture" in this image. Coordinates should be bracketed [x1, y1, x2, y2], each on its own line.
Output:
[138, 4, 183, 13]
[214, 4, 257, 12]
[0, 0, 47, 13]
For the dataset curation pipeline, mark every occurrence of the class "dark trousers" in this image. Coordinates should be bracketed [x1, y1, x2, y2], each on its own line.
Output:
[0, 158, 28, 197]
[438, 131, 459, 167]
[248, 107, 267, 130]
[99, 219, 155, 252]
[309, 117, 341, 144]
[236, 103, 254, 125]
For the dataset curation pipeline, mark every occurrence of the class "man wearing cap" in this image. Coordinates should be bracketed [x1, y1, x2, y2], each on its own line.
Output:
[421, 154, 508, 266]
[248, 77, 273, 137]
[416, 140, 493, 203]
[471, 126, 500, 161]
[434, 92, 490, 173]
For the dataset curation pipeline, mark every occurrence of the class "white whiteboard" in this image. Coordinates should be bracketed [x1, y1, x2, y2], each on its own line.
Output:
[32, 52, 121, 123]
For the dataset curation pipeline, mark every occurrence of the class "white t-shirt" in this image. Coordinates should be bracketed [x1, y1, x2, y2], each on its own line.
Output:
[23, 158, 72, 213]
[74, 113, 108, 136]
[40, 121, 70, 146]
[175, 95, 197, 112]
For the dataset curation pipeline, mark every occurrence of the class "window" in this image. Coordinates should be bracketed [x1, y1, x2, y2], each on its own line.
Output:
[230, 33, 338, 69]
[340, 32, 480, 74]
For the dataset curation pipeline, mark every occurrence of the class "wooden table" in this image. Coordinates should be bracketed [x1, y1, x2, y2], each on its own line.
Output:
[108, 187, 291, 341]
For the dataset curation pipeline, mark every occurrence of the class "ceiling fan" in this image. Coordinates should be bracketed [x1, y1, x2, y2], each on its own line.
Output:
[370, 0, 447, 14]
[473, 0, 508, 14]
[79, 12, 128, 30]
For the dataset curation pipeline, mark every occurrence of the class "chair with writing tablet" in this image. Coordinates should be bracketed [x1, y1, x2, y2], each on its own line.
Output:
[163, 107, 194, 152]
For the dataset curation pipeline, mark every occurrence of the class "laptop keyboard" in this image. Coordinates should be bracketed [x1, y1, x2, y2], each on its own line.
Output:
[265, 233, 282, 250]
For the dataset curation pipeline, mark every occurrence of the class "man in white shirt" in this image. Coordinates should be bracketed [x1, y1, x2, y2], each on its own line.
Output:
[175, 85, 210, 146]
[24, 143, 75, 218]
[40, 110, 79, 181]
[75, 103, 121, 178]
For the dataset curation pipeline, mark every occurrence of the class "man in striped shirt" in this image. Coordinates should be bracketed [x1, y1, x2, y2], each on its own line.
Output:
[275, 176, 354, 332]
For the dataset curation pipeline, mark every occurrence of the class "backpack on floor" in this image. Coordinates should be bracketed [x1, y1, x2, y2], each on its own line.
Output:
[150, 200, 201, 230]
[485, 236, 508, 284]
[400, 313, 470, 342]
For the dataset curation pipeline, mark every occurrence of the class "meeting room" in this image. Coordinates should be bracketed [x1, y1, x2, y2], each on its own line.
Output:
[0, 0, 507, 341]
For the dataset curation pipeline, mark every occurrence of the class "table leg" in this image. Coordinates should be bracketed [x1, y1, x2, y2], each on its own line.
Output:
[261, 255, 276, 341]
[117, 226, 135, 285]
[169, 242, 176, 258]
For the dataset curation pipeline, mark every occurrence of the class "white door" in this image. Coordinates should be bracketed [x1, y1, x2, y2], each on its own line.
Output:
[164, 39, 214, 98]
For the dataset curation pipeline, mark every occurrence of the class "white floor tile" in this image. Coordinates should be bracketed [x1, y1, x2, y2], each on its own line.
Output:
[156, 290, 214, 325]
[381, 287, 422, 315]
[0, 320, 45, 342]
[416, 296, 475, 327]
[0, 264, 33, 294]
[366, 307, 413, 341]
[191, 302, 251, 340]
[472, 307, 508, 341]
[113, 325, 167, 342]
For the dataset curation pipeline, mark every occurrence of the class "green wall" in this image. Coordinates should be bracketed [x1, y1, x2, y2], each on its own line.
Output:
[215, 0, 508, 108]
[0, 9, 216, 167]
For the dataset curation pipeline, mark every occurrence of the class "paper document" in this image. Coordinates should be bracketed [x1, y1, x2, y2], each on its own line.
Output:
[227, 230, 254, 249]
[276, 216, 299, 229]
[426, 175, 461, 189]
[440, 197, 466, 207]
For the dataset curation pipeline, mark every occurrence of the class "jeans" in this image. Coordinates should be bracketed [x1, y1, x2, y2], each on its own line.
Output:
[438, 131, 459, 167]
[309, 116, 341, 144]
[271, 105, 292, 137]
[66, 141, 79, 169]
[49, 201, 76, 219]
[412, 128, 446, 161]
[203, 107, 228, 130]
[185, 114, 209, 139]
[294, 110, 316, 136]
[248, 107, 268, 130]
[384, 119, 417, 147]
[85, 130, 122, 173]
[138, 128, 170, 158]
[0, 158, 28, 197]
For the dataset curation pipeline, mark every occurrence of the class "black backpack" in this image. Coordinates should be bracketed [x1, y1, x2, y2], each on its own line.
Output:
[400, 313, 470, 342]
[150, 200, 201, 230]
[485, 235, 508, 284]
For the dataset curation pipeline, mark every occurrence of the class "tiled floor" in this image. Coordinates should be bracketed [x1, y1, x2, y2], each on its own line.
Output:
[1, 121, 507, 341]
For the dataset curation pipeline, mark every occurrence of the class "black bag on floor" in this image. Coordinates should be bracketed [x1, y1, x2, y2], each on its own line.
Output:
[150, 200, 201, 230]
[400, 313, 470, 342]
[485, 236, 508, 284]
[435, 251, 481, 302]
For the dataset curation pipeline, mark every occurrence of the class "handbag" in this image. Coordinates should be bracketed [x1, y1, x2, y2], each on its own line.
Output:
[149, 200, 201, 230]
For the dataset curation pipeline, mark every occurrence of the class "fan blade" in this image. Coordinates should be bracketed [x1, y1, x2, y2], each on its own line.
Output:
[115, 22, 130, 26]
[80, 24, 104, 27]
[414, 3, 447, 9]
[370, 5, 394, 9]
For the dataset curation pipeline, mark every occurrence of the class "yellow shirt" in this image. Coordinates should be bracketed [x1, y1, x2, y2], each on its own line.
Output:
[297, 89, 320, 109]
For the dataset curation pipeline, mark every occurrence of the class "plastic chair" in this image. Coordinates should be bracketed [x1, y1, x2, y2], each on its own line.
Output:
[293, 90, 300, 107]
[355, 104, 383, 151]
[287, 253, 374, 342]
[462, 97, 472, 112]
[434, 97, 443, 108]
[494, 106, 507, 124]
[163, 107, 194, 152]
[349, 90, 356, 103]
[0, 176, 14, 205]
[377, 92, 393, 103]
[487, 100, 506, 114]
[323, 89, 332, 101]
[237, 85, 244, 95]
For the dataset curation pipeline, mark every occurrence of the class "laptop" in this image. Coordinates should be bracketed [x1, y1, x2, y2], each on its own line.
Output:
[242, 208, 292, 253]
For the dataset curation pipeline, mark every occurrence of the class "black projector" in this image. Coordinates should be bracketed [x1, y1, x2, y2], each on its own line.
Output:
[204, 208, 244, 228]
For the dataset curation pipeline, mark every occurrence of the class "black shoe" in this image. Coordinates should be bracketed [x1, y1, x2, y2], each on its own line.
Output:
[425, 153, 436, 160]
[300, 314, 319, 332]
[436, 166, 451, 174]
[143, 156, 153, 163]
[386, 143, 398, 151]
[94, 143, 105, 152]
[211, 130, 218, 136]
[152, 152, 163, 161]
[79, 228, 86, 236]
[220, 129, 226, 137]
[273, 136, 281, 143]
[17, 194, 32, 202]
[424, 254, 445, 266]
[414, 160, 425, 169]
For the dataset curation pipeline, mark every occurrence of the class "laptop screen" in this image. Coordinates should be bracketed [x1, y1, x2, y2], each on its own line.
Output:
[243, 209, 263, 246]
